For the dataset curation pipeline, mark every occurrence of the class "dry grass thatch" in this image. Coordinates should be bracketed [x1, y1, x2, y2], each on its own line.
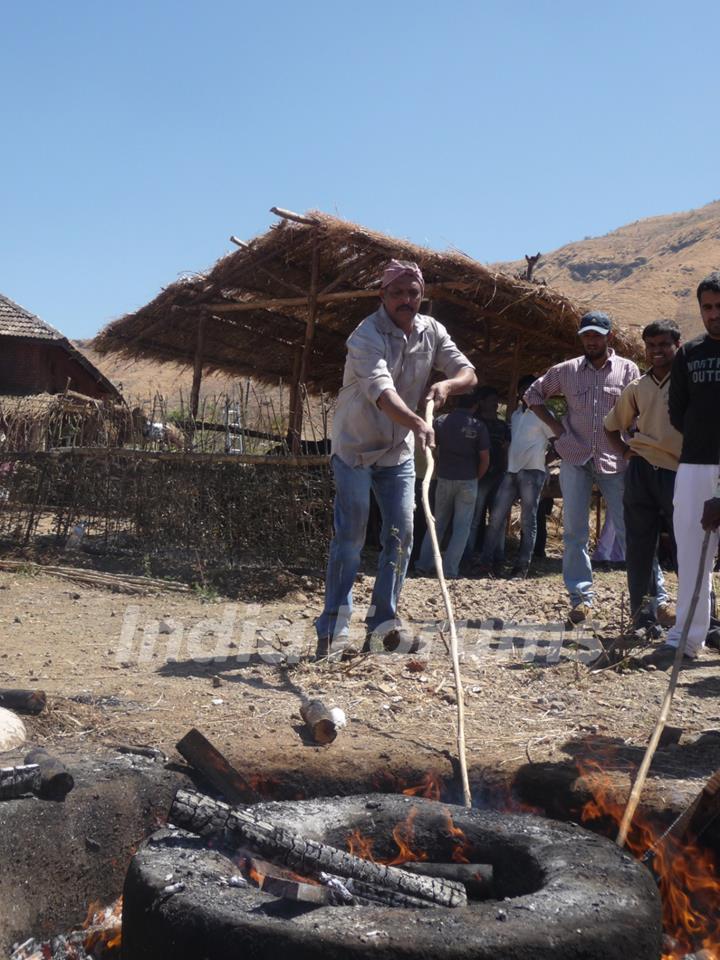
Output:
[93, 209, 643, 396]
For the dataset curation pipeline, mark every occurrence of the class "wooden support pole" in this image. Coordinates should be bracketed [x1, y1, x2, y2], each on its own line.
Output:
[286, 343, 303, 453]
[505, 336, 523, 422]
[270, 206, 319, 226]
[289, 231, 320, 454]
[190, 316, 206, 420]
[206, 282, 487, 315]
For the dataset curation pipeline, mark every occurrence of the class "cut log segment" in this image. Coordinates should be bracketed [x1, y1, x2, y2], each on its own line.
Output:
[401, 861, 493, 898]
[176, 728, 259, 804]
[0, 763, 40, 800]
[23, 748, 74, 801]
[300, 700, 339, 744]
[170, 789, 466, 908]
[0, 689, 47, 715]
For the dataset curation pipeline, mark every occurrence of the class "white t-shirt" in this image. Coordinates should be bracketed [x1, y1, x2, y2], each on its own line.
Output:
[507, 407, 554, 473]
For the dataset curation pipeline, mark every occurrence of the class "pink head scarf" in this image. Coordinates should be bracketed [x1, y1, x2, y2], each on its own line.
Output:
[380, 259, 425, 292]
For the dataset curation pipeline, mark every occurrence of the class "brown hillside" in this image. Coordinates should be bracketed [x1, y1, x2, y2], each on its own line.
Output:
[74, 340, 240, 408]
[497, 199, 720, 340]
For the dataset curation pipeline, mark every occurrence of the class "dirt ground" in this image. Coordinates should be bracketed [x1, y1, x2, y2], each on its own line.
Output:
[2, 551, 720, 825]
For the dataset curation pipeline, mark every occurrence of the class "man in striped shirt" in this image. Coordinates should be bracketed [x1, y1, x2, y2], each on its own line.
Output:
[524, 312, 640, 625]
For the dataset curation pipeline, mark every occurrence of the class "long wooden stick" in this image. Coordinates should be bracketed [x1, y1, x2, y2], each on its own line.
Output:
[421, 399, 471, 808]
[616, 526, 714, 847]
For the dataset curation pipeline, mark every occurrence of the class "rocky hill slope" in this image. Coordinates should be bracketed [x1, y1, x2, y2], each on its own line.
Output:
[498, 199, 720, 340]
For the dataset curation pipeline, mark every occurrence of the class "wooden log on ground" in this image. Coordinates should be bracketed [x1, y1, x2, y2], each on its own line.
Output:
[401, 861, 493, 897]
[244, 855, 436, 908]
[24, 748, 74, 801]
[300, 700, 339, 744]
[170, 789, 466, 908]
[176, 728, 259, 805]
[0, 764, 40, 800]
[0, 688, 47, 715]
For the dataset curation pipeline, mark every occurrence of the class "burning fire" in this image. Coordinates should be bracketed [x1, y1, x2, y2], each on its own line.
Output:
[578, 757, 720, 959]
[11, 897, 122, 959]
[444, 810, 473, 863]
[347, 807, 429, 865]
[82, 898, 123, 952]
[371, 769, 446, 800]
[347, 807, 478, 869]
[402, 772, 443, 802]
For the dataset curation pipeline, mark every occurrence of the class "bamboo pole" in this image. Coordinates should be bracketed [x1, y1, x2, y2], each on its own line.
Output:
[190, 315, 206, 419]
[270, 206, 319, 226]
[206, 282, 486, 314]
[505, 336, 523, 421]
[421, 398, 471, 808]
[616, 517, 717, 847]
[289, 231, 320, 453]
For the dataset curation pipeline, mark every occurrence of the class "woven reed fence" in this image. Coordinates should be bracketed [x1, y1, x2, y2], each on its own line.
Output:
[0, 448, 333, 568]
[0, 386, 336, 569]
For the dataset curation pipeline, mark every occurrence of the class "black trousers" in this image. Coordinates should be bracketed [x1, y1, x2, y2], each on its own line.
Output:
[623, 456, 676, 621]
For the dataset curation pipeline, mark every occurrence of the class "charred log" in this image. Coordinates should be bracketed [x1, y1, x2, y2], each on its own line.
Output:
[0, 763, 40, 800]
[170, 789, 466, 908]
[176, 728, 259, 804]
[23, 748, 74, 801]
[0, 689, 46, 715]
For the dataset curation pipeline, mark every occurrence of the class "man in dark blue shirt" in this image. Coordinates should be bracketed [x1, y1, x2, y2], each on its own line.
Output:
[416, 392, 490, 578]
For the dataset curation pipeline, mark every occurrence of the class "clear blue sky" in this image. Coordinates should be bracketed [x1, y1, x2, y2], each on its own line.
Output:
[1, 0, 718, 339]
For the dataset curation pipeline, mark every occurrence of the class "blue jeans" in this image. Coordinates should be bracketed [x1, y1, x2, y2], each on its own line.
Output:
[316, 455, 415, 642]
[560, 460, 626, 607]
[480, 469, 546, 568]
[462, 474, 503, 565]
[418, 478, 478, 578]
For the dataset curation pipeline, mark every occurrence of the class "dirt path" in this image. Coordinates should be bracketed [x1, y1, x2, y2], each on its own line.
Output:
[2, 559, 719, 818]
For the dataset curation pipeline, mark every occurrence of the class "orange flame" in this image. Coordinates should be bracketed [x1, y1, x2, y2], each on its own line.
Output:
[444, 810, 473, 863]
[577, 755, 720, 959]
[81, 895, 123, 951]
[347, 807, 428, 866]
[402, 772, 443, 802]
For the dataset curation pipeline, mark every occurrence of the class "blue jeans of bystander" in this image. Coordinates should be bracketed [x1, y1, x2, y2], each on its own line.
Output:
[559, 460, 626, 607]
[480, 469, 547, 568]
[417, 477, 478, 578]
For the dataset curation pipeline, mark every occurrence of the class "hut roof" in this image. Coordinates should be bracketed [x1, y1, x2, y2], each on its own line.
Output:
[0, 292, 120, 399]
[92, 209, 642, 394]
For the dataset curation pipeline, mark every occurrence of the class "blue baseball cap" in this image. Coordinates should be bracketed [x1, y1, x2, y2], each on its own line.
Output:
[578, 311, 612, 336]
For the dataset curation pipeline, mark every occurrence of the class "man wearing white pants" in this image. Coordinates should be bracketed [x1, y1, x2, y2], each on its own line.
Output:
[643, 272, 720, 668]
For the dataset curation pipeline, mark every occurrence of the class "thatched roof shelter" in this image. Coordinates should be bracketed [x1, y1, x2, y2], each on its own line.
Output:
[93, 208, 641, 443]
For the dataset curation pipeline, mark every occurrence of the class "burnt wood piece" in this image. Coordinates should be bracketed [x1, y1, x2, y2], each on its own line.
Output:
[0, 688, 47, 715]
[0, 763, 41, 800]
[402, 861, 493, 897]
[176, 728, 259, 805]
[339, 876, 439, 909]
[23, 748, 74, 801]
[299, 700, 338, 744]
[247, 857, 437, 909]
[170, 789, 466, 908]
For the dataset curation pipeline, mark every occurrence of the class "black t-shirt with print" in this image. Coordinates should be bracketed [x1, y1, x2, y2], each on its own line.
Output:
[669, 333, 720, 465]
